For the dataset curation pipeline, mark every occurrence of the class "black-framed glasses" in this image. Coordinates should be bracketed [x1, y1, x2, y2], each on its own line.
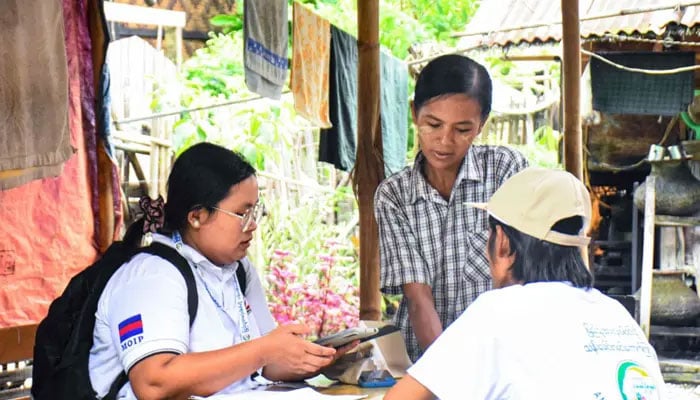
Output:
[210, 201, 263, 232]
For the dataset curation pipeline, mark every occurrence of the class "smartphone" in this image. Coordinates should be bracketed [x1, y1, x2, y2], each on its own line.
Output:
[313, 327, 379, 348]
[358, 370, 396, 388]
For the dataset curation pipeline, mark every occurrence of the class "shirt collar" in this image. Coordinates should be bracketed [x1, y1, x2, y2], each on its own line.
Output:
[408, 152, 431, 204]
[151, 233, 236, 280]
[408, 148, 483, 203]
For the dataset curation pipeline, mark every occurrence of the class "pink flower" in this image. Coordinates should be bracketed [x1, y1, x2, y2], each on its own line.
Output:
[264, 243, 360, 337]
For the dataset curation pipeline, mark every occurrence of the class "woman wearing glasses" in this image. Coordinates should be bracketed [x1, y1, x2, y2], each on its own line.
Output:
[88, 143, 354, 399]
[374, 55, 529, 362]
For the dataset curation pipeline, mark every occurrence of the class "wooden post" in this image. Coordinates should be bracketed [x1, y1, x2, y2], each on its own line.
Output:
[561, 0, 583, 179]
[89, 0, 116, 252]
[355, 0, 383, 321]
[639, 175, 656, 338]
[0, 325, 37, 364]
[175, 26, 183, 73]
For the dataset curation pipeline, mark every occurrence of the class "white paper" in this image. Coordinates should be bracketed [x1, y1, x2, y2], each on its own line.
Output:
[191, 387, 367, 400]
[359, 320, 412, 377]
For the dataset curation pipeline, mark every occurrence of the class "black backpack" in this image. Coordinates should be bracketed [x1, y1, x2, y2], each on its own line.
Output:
[31, 241, 248, 400]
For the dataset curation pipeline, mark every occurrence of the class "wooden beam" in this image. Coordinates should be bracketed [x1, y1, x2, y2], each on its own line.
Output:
[126, 152, 151, 195]
[0, 324, 37, 365]
[502, 55, 561, 62]
[561, 0, 583, 179]
[355, 0, 383, 321]
[103, 2, 186, 28]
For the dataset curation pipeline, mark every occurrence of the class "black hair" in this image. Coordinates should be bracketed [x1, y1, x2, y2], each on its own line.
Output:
[487, 216, 593, 289]
[123, 142, 256, 249]
[414, 54, 492, 120]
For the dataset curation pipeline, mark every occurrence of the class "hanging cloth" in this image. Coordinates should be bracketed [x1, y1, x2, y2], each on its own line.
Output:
[380, 51, 408, 176]
[244, 0, 289, 100]
[0, 0, 73, 189]
[291, 2, 331, 128]
[0, 0, 100, 327]
[319, 26, 408, 176]
[319, 26, 357, 172]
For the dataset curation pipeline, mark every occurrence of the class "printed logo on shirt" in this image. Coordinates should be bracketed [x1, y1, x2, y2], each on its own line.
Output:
[118, 314, 144, 350]
[617, 361, 660, 400]
[245, 299, 252, 314]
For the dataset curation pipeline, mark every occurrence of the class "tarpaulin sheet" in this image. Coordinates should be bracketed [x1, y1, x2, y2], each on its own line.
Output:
[590, 51, 695, 116]
[0, 0, 98, 328]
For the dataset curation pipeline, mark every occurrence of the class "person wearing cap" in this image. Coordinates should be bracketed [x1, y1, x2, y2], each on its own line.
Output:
[374, 54, 528, 362]
[384, 167, 665, 400]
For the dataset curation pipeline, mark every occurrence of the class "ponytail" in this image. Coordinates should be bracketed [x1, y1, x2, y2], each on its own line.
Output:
[122, 195, 165, 250]
[122, 217, 146, 250]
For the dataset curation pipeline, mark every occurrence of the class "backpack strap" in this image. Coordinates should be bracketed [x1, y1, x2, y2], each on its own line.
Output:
[105, 372, 129, 400]
[142, 242, 199, 325]
[104, 242, 199, 400]
[236, 261, 247, 295]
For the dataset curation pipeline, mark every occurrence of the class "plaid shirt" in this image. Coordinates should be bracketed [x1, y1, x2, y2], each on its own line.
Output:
[374, 145, 528, 361]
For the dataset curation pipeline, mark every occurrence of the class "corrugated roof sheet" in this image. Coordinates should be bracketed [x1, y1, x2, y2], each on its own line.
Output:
[458, 0, 700, 47]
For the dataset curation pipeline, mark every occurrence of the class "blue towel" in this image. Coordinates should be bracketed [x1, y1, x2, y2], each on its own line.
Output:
[244, 0, 288, 99]
[319, 26, 408, 176]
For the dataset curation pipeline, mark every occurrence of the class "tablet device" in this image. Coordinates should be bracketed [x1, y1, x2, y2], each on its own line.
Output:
[313, 327, 379, 348]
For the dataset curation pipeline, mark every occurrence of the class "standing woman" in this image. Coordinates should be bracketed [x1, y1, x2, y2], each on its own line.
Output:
[374, 55, 528, 362]
[89, 143, 353, 399]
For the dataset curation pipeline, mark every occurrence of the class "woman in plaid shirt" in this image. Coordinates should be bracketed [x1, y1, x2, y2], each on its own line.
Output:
[374, 54, 528, 362]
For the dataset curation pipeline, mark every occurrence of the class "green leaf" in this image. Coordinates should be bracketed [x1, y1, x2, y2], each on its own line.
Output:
[238, 142, 259, 167]
[210, 14, 241, 27]
[257, 122, 276, 144]
[196, 124, 208, 141]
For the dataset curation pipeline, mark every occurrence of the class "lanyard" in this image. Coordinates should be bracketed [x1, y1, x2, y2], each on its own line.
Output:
[172, 231, 252, 342]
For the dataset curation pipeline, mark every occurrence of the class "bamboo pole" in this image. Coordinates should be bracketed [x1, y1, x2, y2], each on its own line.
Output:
[561, 0, 583, 179]
[354, 0, 383, 321]
[639, 175, 656, 338]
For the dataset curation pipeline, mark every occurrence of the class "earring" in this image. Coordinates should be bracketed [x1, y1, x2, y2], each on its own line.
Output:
[192, 220, 200, 229]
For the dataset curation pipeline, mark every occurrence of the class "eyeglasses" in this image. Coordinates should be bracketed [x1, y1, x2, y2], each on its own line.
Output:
[210, 202, 263, 232]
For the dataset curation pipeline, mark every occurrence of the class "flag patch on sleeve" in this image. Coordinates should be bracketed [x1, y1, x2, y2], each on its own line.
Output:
[118, 314, 144, 343]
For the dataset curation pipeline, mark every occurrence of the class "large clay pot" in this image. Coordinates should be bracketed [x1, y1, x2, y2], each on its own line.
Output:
[633, 160, 700, 216]
[586, 114, 673, 171]
[650, 270, 700, 326]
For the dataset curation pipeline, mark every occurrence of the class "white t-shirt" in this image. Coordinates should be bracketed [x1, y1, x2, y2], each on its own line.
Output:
[409, 282, 665, 400]
[88, 234, 276, 399]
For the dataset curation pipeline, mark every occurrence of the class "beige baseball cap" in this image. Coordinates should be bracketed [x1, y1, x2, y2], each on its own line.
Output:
[465, 167, 591, 247]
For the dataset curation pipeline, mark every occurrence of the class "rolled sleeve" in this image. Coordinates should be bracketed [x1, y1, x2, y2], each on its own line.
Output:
[105, 256, 190, 372]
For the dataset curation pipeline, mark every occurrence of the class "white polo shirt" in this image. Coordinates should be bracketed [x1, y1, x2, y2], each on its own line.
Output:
[89, 234, 276, 399]
[408, 282, 665, 400]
